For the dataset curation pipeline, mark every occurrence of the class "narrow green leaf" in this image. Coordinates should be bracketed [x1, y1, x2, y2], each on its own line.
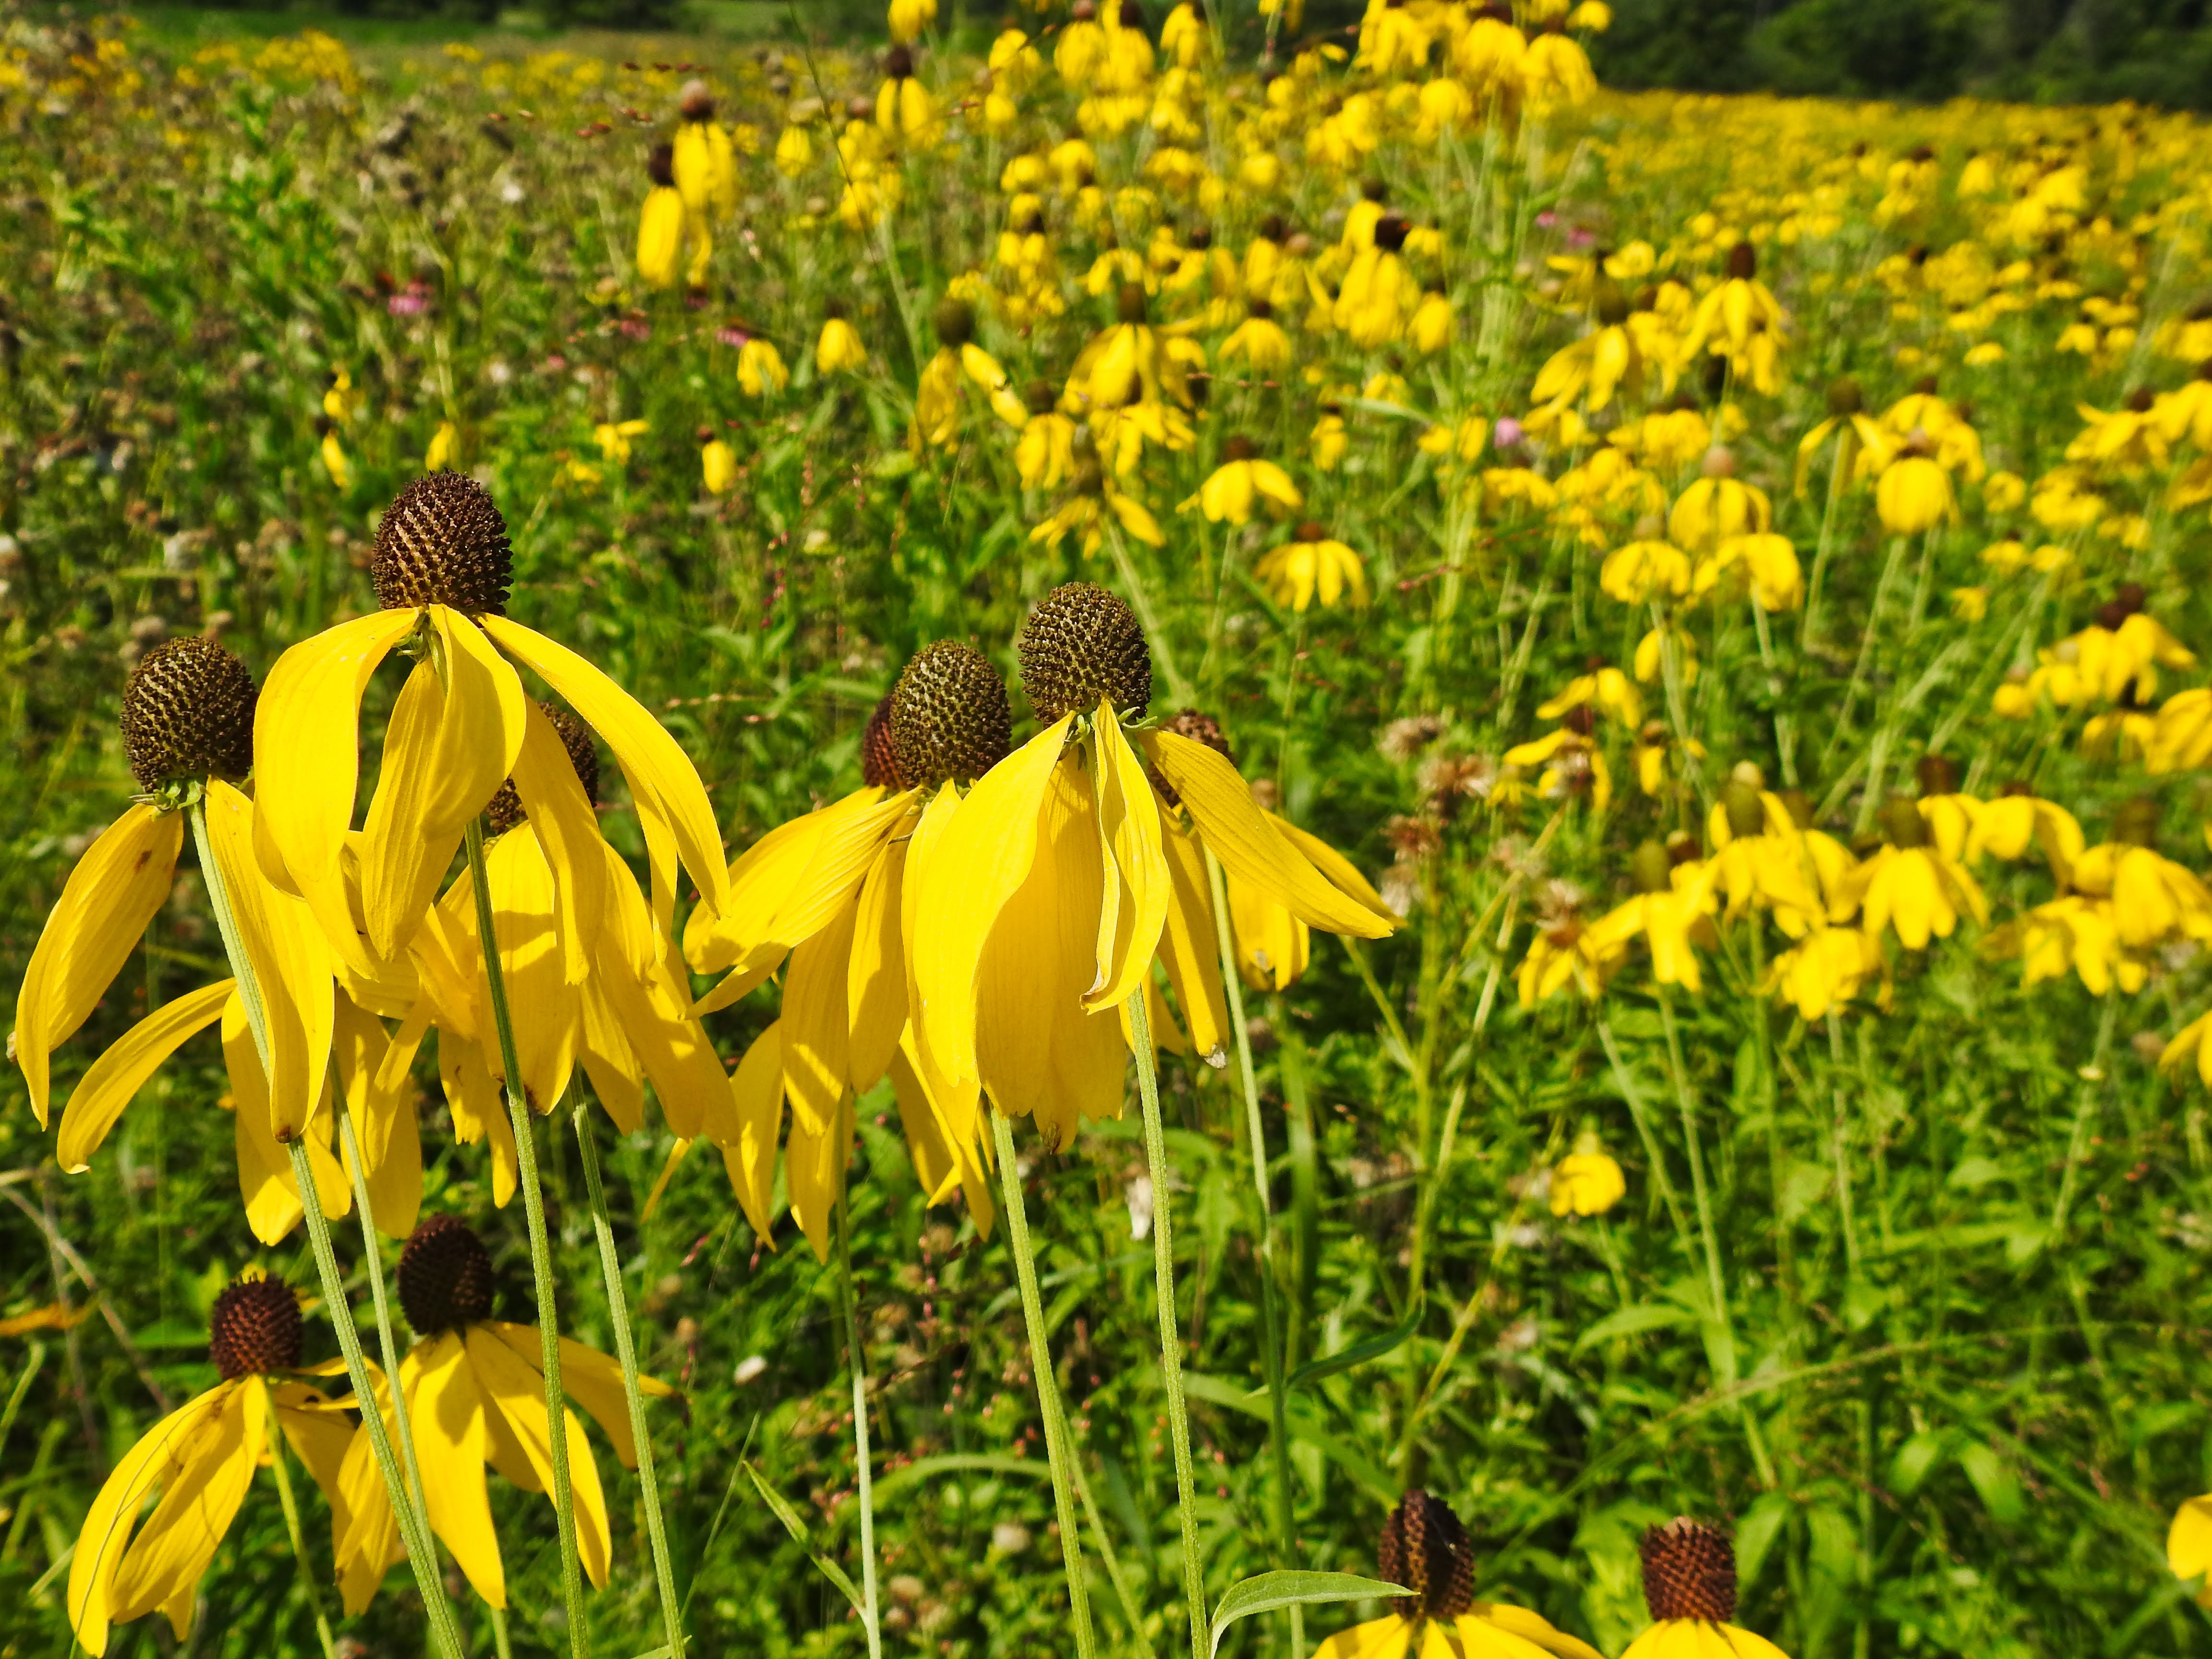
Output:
[1285, 1306, 1424, 1394]
[1571, 1301, 1695, 1354]
[1208, 1572, 1409, 1658]
[741, 1459, 864, 1612]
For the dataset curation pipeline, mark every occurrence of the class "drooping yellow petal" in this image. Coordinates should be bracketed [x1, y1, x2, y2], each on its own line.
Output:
[913, 718, 1073, 1094]
[1270, 812, 1394, 918]
[69, 1385, 231, 1656]
[480, 614, 731, 921]
[467, 828, 579, 1115]
[1145, 731, 1393, 938]
[441, 1033, 517, 1207]
[334, 1366, 404, 1614]
[890, 1035, 962, 1203]
[56, 980, 231, 1173]
[510, 696, 608, 985]
[846, 839, 909, 1093]
[973, 769, 1067, 1130]
[254, 609, 421, 974]
[464, 1326, 613, 1587]
[720, 1021, 785, 1241]
[272, 1388, 358, 1554]
[1087, 705, 1171, 1011]
[203, 780, 336, 1143]
[683, 805, 841, 975]
[785, 1093, 851, 1262]
[110, 1374, 263, 1629]
[1156, 821, 1228, 1065]
[591, 841, 728, 1138]
[1045, 763, 1126, 1137]
[577, 975, 645, 1133]
[481, 1320, 672, 1470]
[407, 1332, 505, 1607]
[337, 991, 420, 1238]
[768, 788, 915, 948]
[15, 803, 182, 1125]
[782, 896, 859, 1137]
[223, 995, 349, 1243]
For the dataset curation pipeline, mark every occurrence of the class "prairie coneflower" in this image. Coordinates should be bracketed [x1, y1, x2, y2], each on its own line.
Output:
[1183, 435, 1302, 525]
[817, 300, 868, 374]
[1680, 242, 1785, 395]
[636, 143, 701, 292]
[682, 647, 1013, 1254]
[252, 470, 729, 987]
[1623, 1518, 1790, 1659]
[876, 44, 938, 145]
[1255, 521, 1369, 612]
[337, 1217, 674, 1612]
[672, 81, 738, 221]
[1551, 1131, 1625, 1217]
[69, 1276, 354, 1654]
[1313, 1490, 1600, 1659]
[1844, 796, 1987, 951]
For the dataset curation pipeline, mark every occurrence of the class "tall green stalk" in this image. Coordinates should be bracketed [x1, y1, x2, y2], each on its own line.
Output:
[990, 1109, 1100, 1659]
[1202, 849, 1302, 1655]
[464, 816, 589, 1659]
[1127, 987, 1211, 1659]
[335, 1106, 437, 1526]
[572, 1096, 687, 1659]
[189, 797, 467, 1659]
[832, 1178, 883, 1659]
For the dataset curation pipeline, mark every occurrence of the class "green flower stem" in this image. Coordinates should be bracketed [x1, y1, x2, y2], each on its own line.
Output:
[260, 1377, 340, 1659]
[189, 798, 466, 1659]
[1202, 850, 1301, 1628]
[335, 1106, 435, 1520]
[572, 1097, 687, 1659]
[464, 816, 589, 1659]
[1106, 521, 1195, 706]
[990, 1108, 1099, 1659]
[831, 1176, 882, 1659]
[1126, 987, 1210, 1659]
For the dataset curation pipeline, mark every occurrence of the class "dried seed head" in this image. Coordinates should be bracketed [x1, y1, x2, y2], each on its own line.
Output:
[372, 472, 513, 617]
[1727, 241, 1757, 279]
[121, 637, 257, 790]
[1377, 1490, 1477, 1622]
[1721, 780, 1766, 839]
[862, 694, 909, 790]
[933, 297, 975, 349]
[484, 703, 600, 836]
[209, 1274, 303, 1380]
[397, 1215, 496, 1334]
[1116, 283, 1149, 324]
[1374, 214, 1411, 252]
[1639, 1517, 1737, 1622]
[890, 642, 1012, 789]
[648, 141, 676, 188]
[1017, 582, 1152, 722]
[1149, 709, 1232, 808]
[679, 78, 714, 121]
[1915, 754, 1958, 798]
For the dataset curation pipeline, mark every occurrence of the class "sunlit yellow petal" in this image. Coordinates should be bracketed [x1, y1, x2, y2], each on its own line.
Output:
[69, 1385, 231, 1656]
[464, 1326, 613, 1587]
[720, 1020, 785, 1240]
[110, 1377, 262, 1627]
[15, 803, 182, 1125]
[56, 980, 231, 1173]
[1088, 705, 1172, 1011]
[846, 839, 909, 1093]
[511, 696, 608, 985]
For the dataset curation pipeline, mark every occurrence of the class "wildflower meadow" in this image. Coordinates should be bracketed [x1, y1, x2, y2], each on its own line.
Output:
[6, 4, 2212, 1659]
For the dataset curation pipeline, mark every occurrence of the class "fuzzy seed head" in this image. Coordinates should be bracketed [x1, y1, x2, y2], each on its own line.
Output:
[1378, 1490, 1477, 1622]
[121, 637, 257, 790]
[861, 694, 910, 790]
[1017, 582, 1153, 723]
[398, 1215, 496, 1334]
[209, 1275, 303, 1380]
[485, 703, 600, 836]
[1640, 1518, 1737, 1623]
[372, 472, 513, 616]
[890, 642, 1012, 788]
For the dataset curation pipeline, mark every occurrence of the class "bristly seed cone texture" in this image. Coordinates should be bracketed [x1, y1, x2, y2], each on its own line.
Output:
[1640, 1517, 1737, 1623]
[209, 1274, 303, 1380]
[861, 694, 909, 790]
[1150, 709, 1232, 809]
[1378, 1489, 1477, 1622]
[373, 471, 513, 616]
[1017, 582, 1153, 723]
[398, 1214, 496, 1334]
[890, 641, 1012, 788]
[121, 636, 257, 791]
[485, 702, 600, 835]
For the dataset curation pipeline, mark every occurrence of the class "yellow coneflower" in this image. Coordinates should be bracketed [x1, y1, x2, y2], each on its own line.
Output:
[317, 420, 351, 491]
[70, 1277, 354, 1654]
[1845, 796, 1987, 951]
[671, 80, 737, 222]
[1623, 1518, 1791, 1659]
[593, 417, 649, 466]
[1875, 443, 1956, 534]
[424, 419, 457, 472]
[1030, 447, 1166, 557]
[252, 473, 730, 992]
[1583, 840, 1718, 992]
[1255, 521, 1369, 612]
[876, 44, 938, 146]
[738, 336, 790, 397]
[910, 584, 1391, 1150]
[635, 144, 701, 292]
[1220, 297, 1293, 373]
[1763, 922, 1886, 1020]
[1793, 375, 1891, 494]
[1313, 1490, 1600, 1659]
[337, 1217, 674, 1612]
[1681, 242, 1785, 394]
[1551, 1130, 1626, 1217]
[1532, 286, 1642, 414]
[887, 0, 937, 42]
[681, 649, 1012, 1254]
[1016, 380, 1080, 488]
[817, 301, 867, 373]
[1334, 213, 1417, 348]
[701, 429, 738, 494]
[1184, 435, 1302, 525]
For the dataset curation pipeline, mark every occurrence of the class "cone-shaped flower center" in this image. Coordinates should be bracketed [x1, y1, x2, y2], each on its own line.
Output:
[209, 1274, 303, 1380]
[1378, 1489, 1476, 1622]
[1880, 795, 1931, 849]
[1018, 581, 1153, 722]
[932, 297, 975, 349]
[1640, 1516, 1737, 1622]
[398, 1214, 496, 1334]
[485, 701, 600, 835]
[890, 641, 1013, 788]
[861, 693, 910, 790]
[121, 636, 257, 791]
[373, 471, 514, 617]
